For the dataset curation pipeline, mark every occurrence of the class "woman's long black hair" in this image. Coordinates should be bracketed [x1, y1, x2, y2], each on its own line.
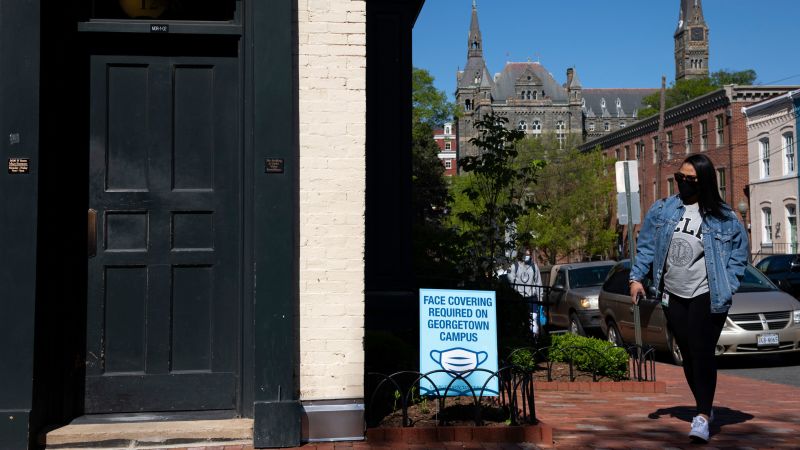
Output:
[683, 154, 726, 219]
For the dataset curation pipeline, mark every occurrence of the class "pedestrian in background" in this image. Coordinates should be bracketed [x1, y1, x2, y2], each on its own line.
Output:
[508, 247, 544, 336]
[629, 154, 748, 443]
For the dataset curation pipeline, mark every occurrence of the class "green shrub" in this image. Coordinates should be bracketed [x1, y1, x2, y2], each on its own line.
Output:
[548, 334, 628, 380]
[508, 347, 537, 371]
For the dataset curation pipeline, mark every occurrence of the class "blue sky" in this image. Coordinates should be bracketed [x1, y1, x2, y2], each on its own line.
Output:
[413, 0, 800, 100]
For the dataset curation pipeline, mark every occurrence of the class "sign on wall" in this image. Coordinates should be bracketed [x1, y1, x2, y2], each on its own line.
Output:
[419, 288, 498, 396]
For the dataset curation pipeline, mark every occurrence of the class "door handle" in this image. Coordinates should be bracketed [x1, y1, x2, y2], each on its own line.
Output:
[88, 209, 97, 258]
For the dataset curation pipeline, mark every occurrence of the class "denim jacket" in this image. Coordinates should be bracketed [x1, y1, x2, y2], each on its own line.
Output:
[630, 195, 749, 314]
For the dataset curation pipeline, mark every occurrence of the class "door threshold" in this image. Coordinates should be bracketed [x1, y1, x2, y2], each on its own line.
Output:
[70, 409, 238, 424]
[41, 417, 252, 449]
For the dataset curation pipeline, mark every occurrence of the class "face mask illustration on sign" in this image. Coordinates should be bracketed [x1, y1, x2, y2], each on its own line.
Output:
[429, 347, 489, 376]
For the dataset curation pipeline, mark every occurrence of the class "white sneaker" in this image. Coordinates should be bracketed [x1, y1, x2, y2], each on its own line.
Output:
[689, 415, 710, 443]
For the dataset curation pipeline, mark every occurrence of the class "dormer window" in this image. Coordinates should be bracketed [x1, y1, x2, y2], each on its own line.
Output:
[616, 98, 622, 108]
[600, 98, 607, 109]
[444, 125, 451, 135]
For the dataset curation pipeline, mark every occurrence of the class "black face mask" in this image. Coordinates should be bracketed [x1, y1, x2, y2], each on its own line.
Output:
[677, 179, 699, 200]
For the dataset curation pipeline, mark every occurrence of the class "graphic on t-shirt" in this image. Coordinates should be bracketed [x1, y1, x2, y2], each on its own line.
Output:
[668, 237, 693, 267]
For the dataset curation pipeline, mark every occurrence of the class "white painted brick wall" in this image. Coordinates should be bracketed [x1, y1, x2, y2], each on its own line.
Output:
[297, 0, 366, 401]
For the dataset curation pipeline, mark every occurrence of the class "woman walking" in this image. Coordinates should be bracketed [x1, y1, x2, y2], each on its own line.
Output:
[629, 154, 748, 443]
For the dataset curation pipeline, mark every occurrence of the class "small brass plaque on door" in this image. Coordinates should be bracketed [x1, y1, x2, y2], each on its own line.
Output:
[8, 158, 30, 174]
[265, 158, 284, 174]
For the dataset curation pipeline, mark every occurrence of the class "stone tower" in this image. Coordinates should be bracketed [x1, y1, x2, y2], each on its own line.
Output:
[456, 0, 493, 157]
[675, 0, 709, 80]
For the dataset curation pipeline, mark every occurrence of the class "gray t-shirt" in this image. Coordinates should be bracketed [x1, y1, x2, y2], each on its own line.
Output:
[664, 202, 709, 298]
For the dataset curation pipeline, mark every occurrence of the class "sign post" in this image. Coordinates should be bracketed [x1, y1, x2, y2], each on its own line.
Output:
[419, 289, 498, 396]
[615, 161, 643, 353]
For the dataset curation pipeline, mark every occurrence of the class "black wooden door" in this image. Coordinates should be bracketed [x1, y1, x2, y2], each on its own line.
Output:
[86, 55, 240, 413]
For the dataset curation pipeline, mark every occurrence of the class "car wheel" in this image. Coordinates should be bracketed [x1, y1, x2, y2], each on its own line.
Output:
[667, 330, 683, 366]
[568, 313, 585, 336]
[606, 321, 623, 347]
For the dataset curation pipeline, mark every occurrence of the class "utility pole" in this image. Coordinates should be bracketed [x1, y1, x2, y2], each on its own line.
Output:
[656, 76, 667, 201]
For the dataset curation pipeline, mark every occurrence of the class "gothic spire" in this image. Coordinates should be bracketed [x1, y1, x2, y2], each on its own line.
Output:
[467, 0, 483, 58]
[678, 0, 706, 32]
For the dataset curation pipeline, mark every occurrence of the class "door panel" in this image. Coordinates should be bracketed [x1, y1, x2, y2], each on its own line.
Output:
[86, 55, 240, 413]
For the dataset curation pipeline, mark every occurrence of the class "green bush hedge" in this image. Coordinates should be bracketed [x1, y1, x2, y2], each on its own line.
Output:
[548, 333, 629, 380]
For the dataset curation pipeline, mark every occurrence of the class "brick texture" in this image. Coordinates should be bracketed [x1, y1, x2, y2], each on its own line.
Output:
[297, 0, 367, 400]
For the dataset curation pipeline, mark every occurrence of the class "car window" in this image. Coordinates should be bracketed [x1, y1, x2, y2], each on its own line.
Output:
[738, 265, 780, 292]
[755, 258, 770, 273]
[569, 265, 615, 289]
[554, 270, 566, 288]
[602, 265, 630, 296]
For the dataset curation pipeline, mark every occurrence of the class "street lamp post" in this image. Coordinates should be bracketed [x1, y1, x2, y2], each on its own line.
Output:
[737, 198, 749, 226]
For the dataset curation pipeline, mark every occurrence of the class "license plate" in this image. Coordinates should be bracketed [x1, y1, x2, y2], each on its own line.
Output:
[757, 333, 779, 346]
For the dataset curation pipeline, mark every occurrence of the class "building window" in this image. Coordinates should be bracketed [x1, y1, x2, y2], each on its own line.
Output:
[700, 120, 708, 151]
[788, 204, 798, 253]
[685, 125, 693, 153]
[717, 168, 726, 202]
[636, 142, 643, 160]
[445, 141, 452, 150]
[604, 122, 610, 132]
[600, 98, 606, 109]
[445, 160, 452, 170]
[445, 125, 451, 135]
[653, 181, 657, 202]
[716, 114, 724, 147]
[652, 136, 659, 164]
[784, 132, 796, 174]
[588, 122, 595, 132]
[556, 120, 566, 147]
[760, 138, 771, 178]
[518, 120, 527, 131]
[532, 91, 538, 100]
[762, 207, 773, 244]
[615, 148, 621, 160]
[465, 99, 472, 111]
[531, 120, 542, 134]
[620, 122, 626, 129]
[624, 145, 630, 160]
[666, 131, 673, 160]
[526, 90, 532, 100]
[668, 178, 675, 196]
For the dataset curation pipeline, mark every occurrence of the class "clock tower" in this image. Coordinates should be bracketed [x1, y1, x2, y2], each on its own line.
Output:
[675, 0, 709, 80]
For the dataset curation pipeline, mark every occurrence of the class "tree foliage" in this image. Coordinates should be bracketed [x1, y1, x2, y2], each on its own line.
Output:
[454, 115, 545, 281]
[638, 69, 758, 118]
[516, 136, 616, 264]
[413, 68, 458, 128]
[411, 68, 461, 286]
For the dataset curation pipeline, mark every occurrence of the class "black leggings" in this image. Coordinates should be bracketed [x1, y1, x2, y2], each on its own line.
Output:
[664, 292, 727, 417]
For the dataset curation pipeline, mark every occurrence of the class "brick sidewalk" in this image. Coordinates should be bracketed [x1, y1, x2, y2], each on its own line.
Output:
[135, 362, 800, 449]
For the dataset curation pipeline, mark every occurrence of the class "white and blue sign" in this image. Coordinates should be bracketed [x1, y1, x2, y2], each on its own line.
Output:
[419, 288, 498, 396]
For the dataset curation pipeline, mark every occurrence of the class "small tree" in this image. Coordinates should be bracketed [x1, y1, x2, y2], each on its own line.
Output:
[455, 115, 544, 282]
[517, 136, 616, 263]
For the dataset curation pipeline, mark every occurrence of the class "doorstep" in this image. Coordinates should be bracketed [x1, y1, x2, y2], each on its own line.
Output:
[41, 418, 253, 449]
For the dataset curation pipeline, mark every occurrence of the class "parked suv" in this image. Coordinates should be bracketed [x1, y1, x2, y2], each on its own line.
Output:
[755, 254, 800, 299]
[547, 261, 616, 336]
[599, 260, 800, 365]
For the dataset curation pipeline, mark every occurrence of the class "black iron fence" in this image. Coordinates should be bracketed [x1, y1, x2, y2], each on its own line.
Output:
[365, 341, 657, 429]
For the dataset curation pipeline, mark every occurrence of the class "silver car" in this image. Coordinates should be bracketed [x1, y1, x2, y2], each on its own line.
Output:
[599, 260, 800, 365]
[547, 261, 617, 336]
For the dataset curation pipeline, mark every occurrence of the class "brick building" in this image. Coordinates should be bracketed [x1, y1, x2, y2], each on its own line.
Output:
[433, 121, 458, 176]
[581, 86, 799, 255]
